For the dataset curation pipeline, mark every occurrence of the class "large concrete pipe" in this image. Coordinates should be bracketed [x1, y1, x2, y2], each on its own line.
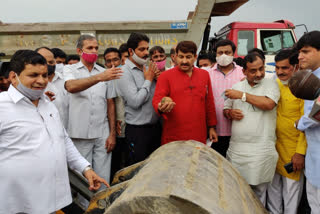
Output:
[289, 69, 320, 100]
[86, 140, 268, 214]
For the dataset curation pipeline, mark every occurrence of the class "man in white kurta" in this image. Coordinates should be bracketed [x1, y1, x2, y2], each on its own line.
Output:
[0, 49, 107, 214]
[46, 70, 69, 128]
[223, 52, 280, 206]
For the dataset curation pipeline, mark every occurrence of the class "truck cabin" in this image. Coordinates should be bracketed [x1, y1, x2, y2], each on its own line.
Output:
[210, 20, 297, 58]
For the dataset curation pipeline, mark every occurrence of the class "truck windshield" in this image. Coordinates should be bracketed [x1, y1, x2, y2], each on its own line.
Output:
[237, 30, 254, 56]
[260, 30, 295, 53]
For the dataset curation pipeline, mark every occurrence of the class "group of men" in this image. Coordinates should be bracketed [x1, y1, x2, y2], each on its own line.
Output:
[0, 30, 320, 214]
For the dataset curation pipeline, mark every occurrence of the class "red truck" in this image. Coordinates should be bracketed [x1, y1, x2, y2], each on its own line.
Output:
[210, 20, 298, 77]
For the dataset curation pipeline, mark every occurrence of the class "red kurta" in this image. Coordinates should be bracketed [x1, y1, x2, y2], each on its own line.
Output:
[152, 66, 217, 145]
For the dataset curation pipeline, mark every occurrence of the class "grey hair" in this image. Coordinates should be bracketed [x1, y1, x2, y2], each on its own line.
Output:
[76, 34, 97, 49]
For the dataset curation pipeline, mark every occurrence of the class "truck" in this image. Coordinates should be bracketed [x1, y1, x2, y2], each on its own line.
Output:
[209, 20, 299, 76]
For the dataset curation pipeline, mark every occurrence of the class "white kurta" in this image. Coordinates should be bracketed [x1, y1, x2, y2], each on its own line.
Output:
[224, 78, 280, 185]
[46, 71, 69, 128]
[0, 86, 89, 214]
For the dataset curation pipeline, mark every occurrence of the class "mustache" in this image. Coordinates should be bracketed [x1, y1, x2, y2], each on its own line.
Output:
[142, 55, 148, 59]
[277, 74, 287, 77]
[181, 63, 190, 66]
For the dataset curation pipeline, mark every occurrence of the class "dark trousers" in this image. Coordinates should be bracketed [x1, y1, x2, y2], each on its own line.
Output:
[210, 136, 231, 157]
[125, 122, 161, 166]
[110, 137, 127, 182]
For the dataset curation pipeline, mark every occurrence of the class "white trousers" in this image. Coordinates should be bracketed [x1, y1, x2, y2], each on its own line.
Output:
[72, 137, 112, 209]
[72, 137, 112, 184]
[251, 182, 269, 206]
[307, 180, 320, 214]
[267, 172, 304, 214]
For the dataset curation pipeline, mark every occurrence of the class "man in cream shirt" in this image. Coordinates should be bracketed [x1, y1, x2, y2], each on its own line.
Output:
[223, 52, 280, 206]
[0, 50, 107, 214]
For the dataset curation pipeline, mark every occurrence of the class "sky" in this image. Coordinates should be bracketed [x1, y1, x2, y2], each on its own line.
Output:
[0, 0, 318, 39]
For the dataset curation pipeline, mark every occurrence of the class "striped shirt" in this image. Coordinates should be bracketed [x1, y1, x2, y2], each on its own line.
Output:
[207, 62, 244, 136]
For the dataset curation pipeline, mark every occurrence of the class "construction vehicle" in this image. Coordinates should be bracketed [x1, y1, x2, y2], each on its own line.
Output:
[209, 20, 300, 76]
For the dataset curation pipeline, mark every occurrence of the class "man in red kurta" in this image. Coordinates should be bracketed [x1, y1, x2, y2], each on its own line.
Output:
[152, 41, 218, 145]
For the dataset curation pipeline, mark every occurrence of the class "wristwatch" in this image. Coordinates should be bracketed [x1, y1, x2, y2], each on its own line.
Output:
[82, 165, 93, 175]
[241, 92, 246, 102]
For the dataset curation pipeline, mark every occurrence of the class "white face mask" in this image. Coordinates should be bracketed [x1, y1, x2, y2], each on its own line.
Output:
[200, 66, 211, 71]
[216, 54, 233, 66]
[55, 63, 64, 73]
[253, 79, 262, 84]
[280, 79, 289, 85]
[132, 51, 147, 66]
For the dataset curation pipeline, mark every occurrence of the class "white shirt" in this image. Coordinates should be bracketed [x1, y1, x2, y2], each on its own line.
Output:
[46, 72, 69, 128]
[224, 78, 280, 185]
[0, 85, 89, 214]
[63, 61, 116, 139]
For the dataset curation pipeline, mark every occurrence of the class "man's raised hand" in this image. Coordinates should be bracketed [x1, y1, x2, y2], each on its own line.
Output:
[98, 65, 123, 81]
[143, 62, 156, 81]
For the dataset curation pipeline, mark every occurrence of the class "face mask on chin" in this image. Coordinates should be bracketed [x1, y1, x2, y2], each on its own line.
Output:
[280, 79, 289, 85]
[253, 79, 262, 84]
[216, 54, 234, 67]
[132, 51, 148, 66]
[15, 73, 45, 101]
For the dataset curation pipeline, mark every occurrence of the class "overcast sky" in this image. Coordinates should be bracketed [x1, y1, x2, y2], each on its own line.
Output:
[0, 0, 318, 39]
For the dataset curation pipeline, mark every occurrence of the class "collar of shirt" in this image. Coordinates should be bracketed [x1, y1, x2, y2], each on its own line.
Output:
[212, 62, 237, 75]
[313, 67, 320, 77]
[244, 78, 263, 88]
[8, 84, 47, 104]
[52, 72, 63, 82]
[75, 60, 101, 72]
[125, 58, 143, 71]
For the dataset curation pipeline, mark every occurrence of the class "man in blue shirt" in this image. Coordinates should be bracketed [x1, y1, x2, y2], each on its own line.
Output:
[116, 32, 161, 166]
[296, 31, 320, 214]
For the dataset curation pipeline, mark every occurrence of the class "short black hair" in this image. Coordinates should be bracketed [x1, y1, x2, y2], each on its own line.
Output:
[275, 48, 293, 62]
[66, 54, 80, 64]
[149, 46, 165, 57]
[214, 39, 236, 53]
[176, 41, 197, 55]
[0, 62, 11, 78]
[248, 48, 265, 60]
[243, 53, 265, 70]
[170, 47, 176, 55]
[274, 48, 298, 65]
[233, 57, 245, 67]
[127, 32, 149, 51]
[296, 31, 320, 51]
[289, 50, 299, 65]
[10, 50, 47, 75]
[119, 43, 128, 55]
[51, 48, 67, 59]
[197, 51, 216, 67]
[103, 47, 121, 59]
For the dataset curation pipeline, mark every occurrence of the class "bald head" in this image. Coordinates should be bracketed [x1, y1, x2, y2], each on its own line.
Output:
[36, 48, 56, 66]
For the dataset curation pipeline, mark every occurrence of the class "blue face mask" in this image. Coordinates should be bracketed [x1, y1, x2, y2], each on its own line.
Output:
[16, 73, 44, 101]
[117, 64, 122, 68]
